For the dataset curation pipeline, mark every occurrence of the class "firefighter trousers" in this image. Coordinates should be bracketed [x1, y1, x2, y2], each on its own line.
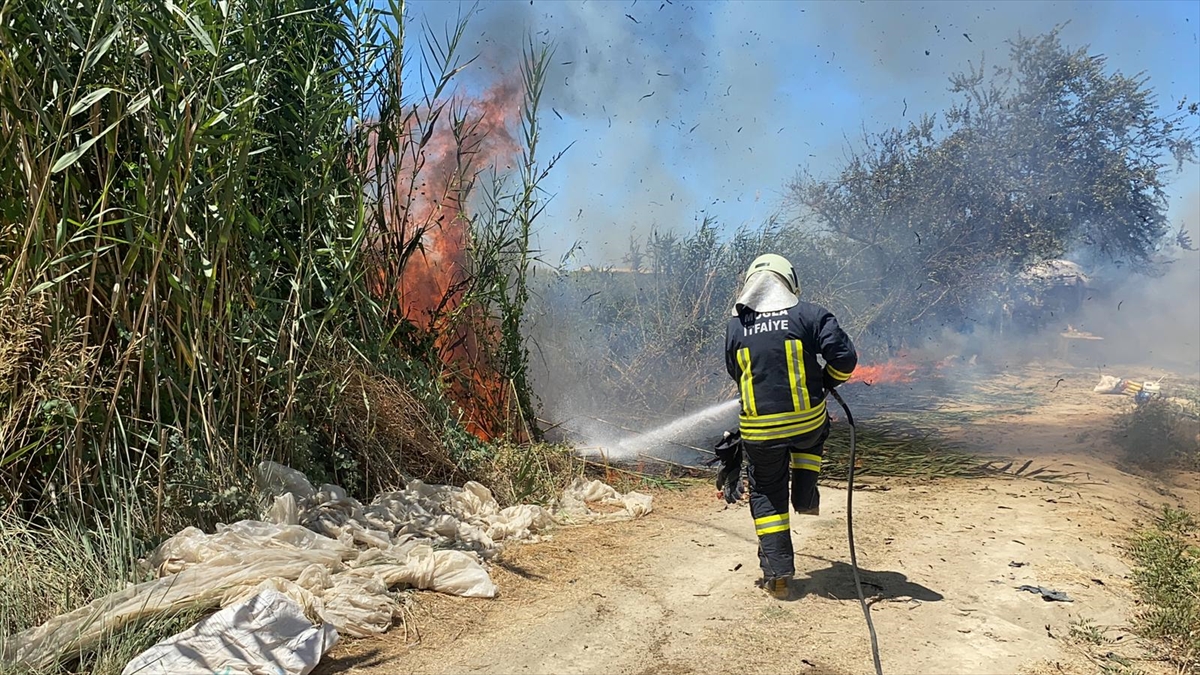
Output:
[743, 423, 829, 580]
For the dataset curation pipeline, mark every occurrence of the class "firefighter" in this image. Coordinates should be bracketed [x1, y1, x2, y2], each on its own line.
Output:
[724, 253, 857, 598]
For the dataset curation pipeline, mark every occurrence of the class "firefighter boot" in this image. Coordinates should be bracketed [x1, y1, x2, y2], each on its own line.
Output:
[758, 575, 791, 599]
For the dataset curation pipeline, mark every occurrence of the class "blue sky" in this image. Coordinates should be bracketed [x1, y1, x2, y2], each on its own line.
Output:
[405, 0, 1200, 265]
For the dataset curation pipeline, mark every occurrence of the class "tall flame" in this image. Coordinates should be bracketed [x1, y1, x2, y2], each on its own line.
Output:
[375, 79, 525, 441]
[398, 80, 522, 326]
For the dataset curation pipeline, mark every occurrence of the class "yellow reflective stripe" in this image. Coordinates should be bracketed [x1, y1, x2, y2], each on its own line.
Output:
[786, 340, 802, 412]
[742, 416, 827, 438]
[826, 363, 852, 382]
[741, 418, 826, 436]
[745, 429, 823, 443]
[740, 401, 827, 428]
[736, 348, 745, 409]
[790, 452, 822, 472]
[741, 414, 827, 442]
[754, 513, 788, 526]
[738, 348, 757, 416]
[740, 400, 827, 423]
[794, 340, 811, 409]
[754, 513, 790, 536]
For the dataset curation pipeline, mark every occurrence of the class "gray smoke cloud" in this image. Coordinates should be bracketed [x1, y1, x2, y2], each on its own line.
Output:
[1076, 224, 1200, 377]
[410, 3, 798, 261]
[408, 0, 1199, 264]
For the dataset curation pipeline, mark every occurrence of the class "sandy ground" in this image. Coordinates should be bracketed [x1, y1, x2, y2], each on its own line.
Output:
[314, 367, 1198, 675]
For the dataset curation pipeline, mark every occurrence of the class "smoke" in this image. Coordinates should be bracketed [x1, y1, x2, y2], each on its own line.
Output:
[399, 1, 1199, 453]
[409, 0, 1199, 265]
[461, 1, 718, 261]
[415, 1, 854, 261]
[1074, 224, 1200, 377]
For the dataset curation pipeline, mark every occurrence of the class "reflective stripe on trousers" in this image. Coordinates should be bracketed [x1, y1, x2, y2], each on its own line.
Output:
[790, 452, 821, 472]
[791, 429, 827, 513]
[754, 512, 790, 535]
[745, 443, 794, 579]
[743, 424, 829, 579]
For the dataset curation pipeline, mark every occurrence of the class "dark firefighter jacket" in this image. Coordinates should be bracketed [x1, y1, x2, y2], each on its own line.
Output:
[724, 301, 858, 446]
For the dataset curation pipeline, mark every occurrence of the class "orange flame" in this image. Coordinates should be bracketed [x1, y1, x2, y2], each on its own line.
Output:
[852, 360, 919, 386]
[372, 79, 525, 441]
[398, 80, 522, 326]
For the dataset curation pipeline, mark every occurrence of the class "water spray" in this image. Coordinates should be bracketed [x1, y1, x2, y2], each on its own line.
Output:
[579, 399, 739, 463]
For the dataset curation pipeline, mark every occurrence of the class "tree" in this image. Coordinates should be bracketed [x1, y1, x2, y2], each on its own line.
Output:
[789, 28, 1199, 345]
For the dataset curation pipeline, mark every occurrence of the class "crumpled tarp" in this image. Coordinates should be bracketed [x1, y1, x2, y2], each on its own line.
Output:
[2, 464, 652, 671]
[121, 589, 338, 675]
[557, 477, 654, 519]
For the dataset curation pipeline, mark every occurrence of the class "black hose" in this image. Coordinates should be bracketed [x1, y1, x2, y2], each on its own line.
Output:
[829, 388, 884, 675]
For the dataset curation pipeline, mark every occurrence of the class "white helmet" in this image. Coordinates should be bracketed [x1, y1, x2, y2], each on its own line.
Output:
[744, 253, 799, 295]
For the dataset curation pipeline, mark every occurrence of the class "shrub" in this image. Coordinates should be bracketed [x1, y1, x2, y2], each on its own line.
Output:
[1127, 506, 1200, 671]
[1113, 394, 1200, 472]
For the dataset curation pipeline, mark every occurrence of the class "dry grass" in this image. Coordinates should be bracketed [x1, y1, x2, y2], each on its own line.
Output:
[475, 442, 583, 507]
[0, 289, 102, 511]
[334, 362, 461, 488]
[0, 511, 206, 675]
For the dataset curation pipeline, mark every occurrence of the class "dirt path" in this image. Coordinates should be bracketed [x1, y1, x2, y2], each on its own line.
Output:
[316, 374, 1197, 675]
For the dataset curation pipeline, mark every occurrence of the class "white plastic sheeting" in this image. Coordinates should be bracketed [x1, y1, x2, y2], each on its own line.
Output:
[557, 477, 654, 519]
[2, 463, 652, 672]
[121, 589, 338, 675]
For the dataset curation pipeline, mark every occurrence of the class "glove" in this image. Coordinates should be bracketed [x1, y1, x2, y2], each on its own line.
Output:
[707, 430, 744, 504]
[717, 460, 745, 503]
